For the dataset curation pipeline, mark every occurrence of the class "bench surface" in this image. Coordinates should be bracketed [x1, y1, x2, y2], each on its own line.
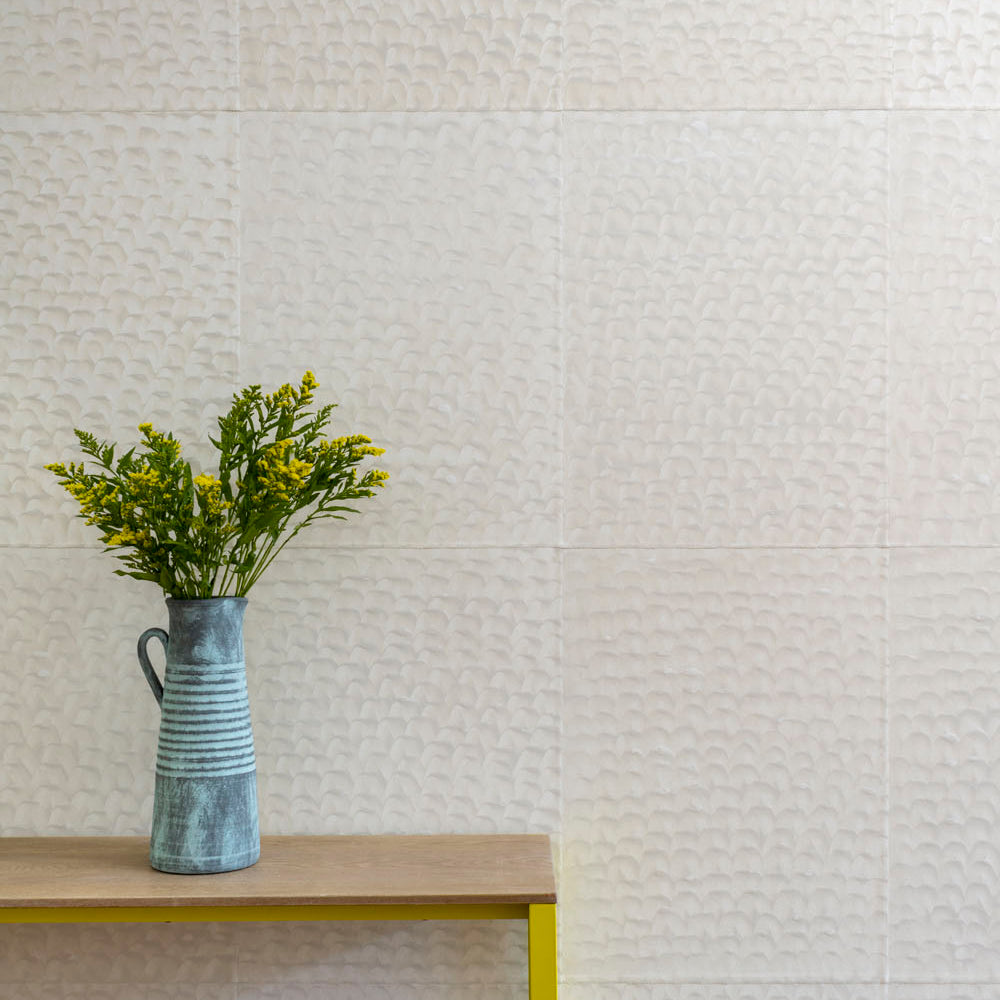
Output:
[0, 834, 557, 909]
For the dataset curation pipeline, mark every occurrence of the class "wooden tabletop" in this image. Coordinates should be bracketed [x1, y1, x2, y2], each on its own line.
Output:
[0, 835, 556, 908]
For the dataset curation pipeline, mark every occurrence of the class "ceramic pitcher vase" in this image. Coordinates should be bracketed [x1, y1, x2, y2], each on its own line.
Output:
[137, 597, 260, 874]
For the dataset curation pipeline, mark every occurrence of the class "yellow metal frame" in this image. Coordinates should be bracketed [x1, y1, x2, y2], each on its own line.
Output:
[1, 901, 558, 999]
[528, 903, 558, 1000]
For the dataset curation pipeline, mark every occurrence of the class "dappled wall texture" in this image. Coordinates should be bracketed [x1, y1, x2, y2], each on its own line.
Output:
[2, 1, 999, 998]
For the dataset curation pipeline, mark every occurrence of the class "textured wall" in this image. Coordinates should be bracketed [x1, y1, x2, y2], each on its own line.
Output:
[0, 2, 995, 998]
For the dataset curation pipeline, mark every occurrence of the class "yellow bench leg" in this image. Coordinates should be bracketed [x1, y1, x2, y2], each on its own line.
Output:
[528, 903, 557, 999]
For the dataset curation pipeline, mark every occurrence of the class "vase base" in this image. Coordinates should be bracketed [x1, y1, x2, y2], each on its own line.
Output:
[150, 770, 260, 876]
[150, 846, 260, 875]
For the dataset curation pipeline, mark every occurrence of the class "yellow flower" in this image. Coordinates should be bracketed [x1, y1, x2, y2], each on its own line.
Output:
[193, 473, 230, 517]
[104, 526, 151, 548]
[137, 423, 182, 459]
[258, 440, 313, 500]
[59, 478, 119, 524]
[265, 383, 298, 409]
[129, 468, 163, 488]
[299, 370, 318, 403]
[321, 434, 372, 453]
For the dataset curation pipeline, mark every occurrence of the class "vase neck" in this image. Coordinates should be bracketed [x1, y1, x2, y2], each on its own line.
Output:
[164, 599, 247, 665]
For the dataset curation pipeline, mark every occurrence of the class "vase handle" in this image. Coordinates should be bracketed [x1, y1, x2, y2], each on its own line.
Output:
[137, 627, 168, 707]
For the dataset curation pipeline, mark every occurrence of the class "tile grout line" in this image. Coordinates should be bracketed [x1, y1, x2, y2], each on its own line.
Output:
[883, 540, 893, 992]
[885, 0, 899, 982]
[884, 23, 895, 985]
[556, 0, 566, 978]
[558, 0, 566, 560]
[12, 105, 1000, 116]
[13, 542, 1000, 552]
[235, 0, 243, 395]
[235, 0, 241, 115]
[563, 978, 1000, 986]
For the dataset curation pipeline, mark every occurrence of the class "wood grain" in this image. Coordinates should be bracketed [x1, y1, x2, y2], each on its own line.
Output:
[0, 835, 556, 907]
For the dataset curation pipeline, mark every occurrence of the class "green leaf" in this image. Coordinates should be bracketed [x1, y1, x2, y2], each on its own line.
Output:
[182, 463, 194, 508]
[116, 447, 135, 473]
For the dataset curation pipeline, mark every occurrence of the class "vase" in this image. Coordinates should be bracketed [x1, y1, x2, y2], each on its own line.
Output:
[136, 597, 260, 874]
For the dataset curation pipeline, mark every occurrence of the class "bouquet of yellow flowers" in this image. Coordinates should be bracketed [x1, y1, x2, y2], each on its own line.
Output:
[46, 372, 388, 598]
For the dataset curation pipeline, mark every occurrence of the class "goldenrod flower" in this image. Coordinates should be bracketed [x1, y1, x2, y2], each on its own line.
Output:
[128, 468, 163, 488]
[300, 370, 319, 403]
[193, 473, 220, 491]
[47, 371, 386, 599]
[193, 473, 230, 517]
[137, 423, 182, 460]
[104, 526, 152, 548]
[258, 439, 313, 500]
[265, 383, 300, 410]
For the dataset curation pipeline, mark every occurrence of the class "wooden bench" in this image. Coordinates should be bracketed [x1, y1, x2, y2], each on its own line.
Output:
[0, 834, 558, 998]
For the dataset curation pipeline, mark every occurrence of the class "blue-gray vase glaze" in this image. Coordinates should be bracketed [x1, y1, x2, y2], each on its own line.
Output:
[137, 598, 260, 874]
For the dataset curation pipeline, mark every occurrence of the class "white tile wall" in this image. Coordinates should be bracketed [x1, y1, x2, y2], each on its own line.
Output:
[240, 111, 561, 547]
[893, 1, 1000, 107]
[246, 547, 560, 835]
[0, 988, 234, 1000]
[0, 923, 522, 997]
[0, 113, 239, 548]
[890, 548, 1000, 980]
[0, 547, 162, 835]
[0, 1, 237, 111]
[4, 1, 1000, 998]
[564, 111, 887, 547]
[240, 0, 560, 110]
[566, 988, 884, 1000]
[563, 549, 887, 982]
[563, 0, 889, 109]
[891, 989, 1000, 1000]
[889, 112, 1000, 544]
[233, 920, 526, 988]
[0, 922, 238, 984]
[234, 987, 525, 1000]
